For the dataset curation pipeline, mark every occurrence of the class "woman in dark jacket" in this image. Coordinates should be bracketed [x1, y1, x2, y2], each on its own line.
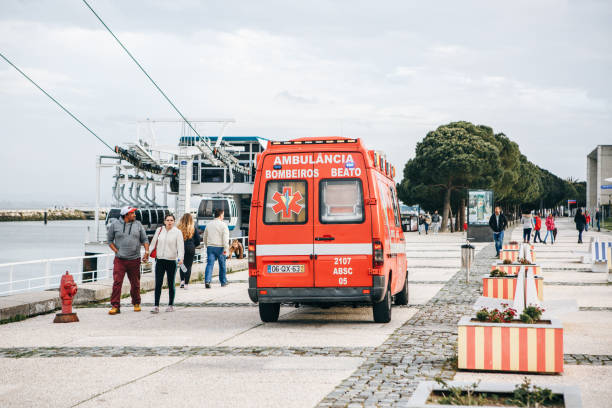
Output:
[574, 208, 587, 244]
[177, 213, 201, 289]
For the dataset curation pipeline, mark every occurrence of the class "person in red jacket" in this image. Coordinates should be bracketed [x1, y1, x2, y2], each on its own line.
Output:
[543, 213, 555, 244]
[585, 211, 591, 231]
[533, 213, 543, 243]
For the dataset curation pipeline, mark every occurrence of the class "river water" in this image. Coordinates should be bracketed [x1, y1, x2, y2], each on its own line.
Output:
[0, 220, 97, 264]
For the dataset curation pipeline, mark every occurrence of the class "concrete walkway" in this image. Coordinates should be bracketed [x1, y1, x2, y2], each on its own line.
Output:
[0, 219, 610, 407]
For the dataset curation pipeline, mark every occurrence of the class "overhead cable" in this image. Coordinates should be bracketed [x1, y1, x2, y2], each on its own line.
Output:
[82, 0, 250, 175]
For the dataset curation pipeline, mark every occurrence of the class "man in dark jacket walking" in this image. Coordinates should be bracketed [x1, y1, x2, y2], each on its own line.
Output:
[489, 206, 508, 258]
[595, 209, 601, 232]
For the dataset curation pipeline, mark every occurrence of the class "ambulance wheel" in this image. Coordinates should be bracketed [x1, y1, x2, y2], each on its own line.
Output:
[259, 303, 280, 322]
[373, 286, 392, 323]
[394, 271, 409, 306]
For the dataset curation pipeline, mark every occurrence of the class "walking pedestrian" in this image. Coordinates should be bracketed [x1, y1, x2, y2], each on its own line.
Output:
[177, 213, 201, 290]
[521, 210, 534, 243]
[418, 214, 425, 235]
[149, 214, 184, 313]
[203, 208, 230, 288]
[595, 208, 601, 232]
[574, 208, 587, 244]
[533, 213, 543, 243]
[107, 206, 149, 315]
[488, 206, 508, 258]
[543, 213, 555, 244]
[432, 210, 441, 234]
[424, 212, 432, 235]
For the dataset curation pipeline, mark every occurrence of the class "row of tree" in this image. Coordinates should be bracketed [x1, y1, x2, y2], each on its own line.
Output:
[397, 121, 586, 232]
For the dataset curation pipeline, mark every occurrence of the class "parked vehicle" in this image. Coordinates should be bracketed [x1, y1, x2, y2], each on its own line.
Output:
[105, 207, 169, 237]
[193, 195, 238, 232]
[247, 137, 408, 323]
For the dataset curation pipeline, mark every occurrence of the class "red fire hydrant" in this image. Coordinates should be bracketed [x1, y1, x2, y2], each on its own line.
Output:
[53, 271, 79, 323]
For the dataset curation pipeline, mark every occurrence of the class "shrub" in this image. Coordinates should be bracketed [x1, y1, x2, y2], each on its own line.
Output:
[476, 308, 490, 322]
[503, 259, 513, 264]
[507, 377, 562, 407]
[490, 269, 507, 277]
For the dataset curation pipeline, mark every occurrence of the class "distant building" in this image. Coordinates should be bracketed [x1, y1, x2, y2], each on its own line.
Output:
[586, 145, 612, 217]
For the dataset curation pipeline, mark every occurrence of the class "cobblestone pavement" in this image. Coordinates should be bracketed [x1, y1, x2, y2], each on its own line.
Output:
[579, 306, 612, 311]
[2, 343, 608, 366]
[545, 281, 611, 286]
[315, 244, 493, 407]
[78, 302, 417, 309]
[0, 346, 375, 358]
[564, 354, 612, 365]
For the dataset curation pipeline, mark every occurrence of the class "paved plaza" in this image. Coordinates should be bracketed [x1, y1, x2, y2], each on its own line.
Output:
[0, 218, 611, 407]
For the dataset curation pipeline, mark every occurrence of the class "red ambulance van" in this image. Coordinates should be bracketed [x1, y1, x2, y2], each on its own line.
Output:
[247, 137, 407, 323]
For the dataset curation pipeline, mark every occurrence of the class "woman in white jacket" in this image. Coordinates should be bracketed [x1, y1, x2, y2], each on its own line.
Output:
[150, 214, 184, 313]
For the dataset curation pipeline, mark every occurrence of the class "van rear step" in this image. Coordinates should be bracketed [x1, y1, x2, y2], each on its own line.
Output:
[248, 276, 385, 303]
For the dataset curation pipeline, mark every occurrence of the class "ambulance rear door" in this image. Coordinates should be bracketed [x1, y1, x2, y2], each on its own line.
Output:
[313, 152, 372, 287]
[255, 153, 315, 288]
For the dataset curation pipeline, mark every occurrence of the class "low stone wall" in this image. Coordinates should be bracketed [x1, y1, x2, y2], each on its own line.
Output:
[0, 209, 94, 222]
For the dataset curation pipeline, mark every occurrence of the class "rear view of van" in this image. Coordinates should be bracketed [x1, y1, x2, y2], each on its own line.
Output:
[247, 137, 407, 323]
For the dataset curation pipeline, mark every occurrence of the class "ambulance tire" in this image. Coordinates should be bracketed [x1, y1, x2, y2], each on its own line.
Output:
[394, 271, 409, 306]
[372, 285, 392, 323]
[259, 303, 280, 322]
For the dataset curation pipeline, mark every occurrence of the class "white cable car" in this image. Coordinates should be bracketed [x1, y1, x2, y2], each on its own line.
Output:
[193, 195, 238, 232]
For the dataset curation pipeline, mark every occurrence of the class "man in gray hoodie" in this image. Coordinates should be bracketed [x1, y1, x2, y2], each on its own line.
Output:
[107, 207, 149, 315]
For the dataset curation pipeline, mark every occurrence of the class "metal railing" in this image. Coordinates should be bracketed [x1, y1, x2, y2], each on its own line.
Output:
[0, 253, 115, 297]
[1, 235, 249, 297]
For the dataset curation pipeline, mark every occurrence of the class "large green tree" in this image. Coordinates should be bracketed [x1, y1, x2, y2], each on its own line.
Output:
[399, 121, 502, 232]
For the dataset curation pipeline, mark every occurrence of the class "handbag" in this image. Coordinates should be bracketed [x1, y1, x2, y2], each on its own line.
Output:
[150, 227, 162, 259]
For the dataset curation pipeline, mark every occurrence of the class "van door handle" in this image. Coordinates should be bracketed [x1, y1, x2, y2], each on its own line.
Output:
[315, 236, 335, 241]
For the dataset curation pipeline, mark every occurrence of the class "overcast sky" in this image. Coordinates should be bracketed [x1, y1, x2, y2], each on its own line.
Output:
[1, 0, 610, 206]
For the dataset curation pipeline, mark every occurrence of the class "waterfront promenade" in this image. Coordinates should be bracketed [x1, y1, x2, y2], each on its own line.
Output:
[0, 218, 610, 407]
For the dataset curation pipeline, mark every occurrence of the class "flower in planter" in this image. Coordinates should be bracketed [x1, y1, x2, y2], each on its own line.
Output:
[509, 241, 518, 245]
[475, 305, 517, 323]
[503, 259, 513, 265]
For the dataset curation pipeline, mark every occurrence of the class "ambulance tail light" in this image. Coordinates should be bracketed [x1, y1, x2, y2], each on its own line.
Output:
[248, 242, 256, 271]
[373, 240, 384, 268]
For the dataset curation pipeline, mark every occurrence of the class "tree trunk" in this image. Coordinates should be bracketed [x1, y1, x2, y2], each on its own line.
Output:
[441, 185, 452, 232]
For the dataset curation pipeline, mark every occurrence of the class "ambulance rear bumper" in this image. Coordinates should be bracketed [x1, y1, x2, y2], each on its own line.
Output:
[248, 276, 386, 304]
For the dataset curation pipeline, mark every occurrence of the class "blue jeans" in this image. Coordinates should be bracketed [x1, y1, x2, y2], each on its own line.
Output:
[205, 246, 227, 284]
[543, 230, 554, 243]
[493, 231, 504, 255]
[523, 228, 531, 242]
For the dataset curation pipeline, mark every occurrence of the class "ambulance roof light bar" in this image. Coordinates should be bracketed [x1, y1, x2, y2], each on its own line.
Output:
[270, 138, 357, 145]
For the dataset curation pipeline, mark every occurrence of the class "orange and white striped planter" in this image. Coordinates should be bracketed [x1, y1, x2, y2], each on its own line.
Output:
[491, 263, 541, 276]
[499, 249, 536, 262]
[482, 275, 543, 301]
[458, 317, 563, 373]
[503, 244, 534, 251]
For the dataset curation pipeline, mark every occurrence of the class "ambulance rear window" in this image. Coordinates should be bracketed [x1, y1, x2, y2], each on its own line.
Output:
[319, 179, 364, 224]
[264, 180, 308, 224]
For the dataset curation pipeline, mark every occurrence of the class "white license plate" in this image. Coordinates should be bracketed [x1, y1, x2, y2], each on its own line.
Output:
[267, 264, 305, 274]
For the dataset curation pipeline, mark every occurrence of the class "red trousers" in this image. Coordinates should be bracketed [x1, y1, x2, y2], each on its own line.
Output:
[111, 257, 141, 308]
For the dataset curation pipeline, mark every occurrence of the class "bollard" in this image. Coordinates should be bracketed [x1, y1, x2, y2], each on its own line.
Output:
[461, 244, 475, 283]
[53, 272, 79, 323]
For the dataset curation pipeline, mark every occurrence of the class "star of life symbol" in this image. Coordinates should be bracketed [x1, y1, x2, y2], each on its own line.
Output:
[272, 187, 304, 219]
